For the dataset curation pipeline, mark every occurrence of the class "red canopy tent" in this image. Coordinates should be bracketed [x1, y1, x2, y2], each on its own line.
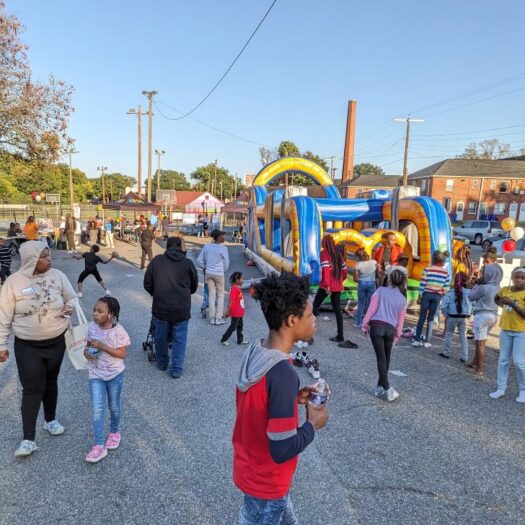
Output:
[102, 192, 160, 213]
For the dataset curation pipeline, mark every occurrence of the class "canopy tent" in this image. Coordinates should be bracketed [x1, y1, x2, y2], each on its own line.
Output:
[102, 192, 160, 213]
[221, 193, 248, 227]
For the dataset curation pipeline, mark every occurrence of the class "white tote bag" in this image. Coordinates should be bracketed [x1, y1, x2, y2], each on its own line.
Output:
[65, 302, 89, 370]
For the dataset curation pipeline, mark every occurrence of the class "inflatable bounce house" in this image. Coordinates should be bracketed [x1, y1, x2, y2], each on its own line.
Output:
[245, 157, 454, 302]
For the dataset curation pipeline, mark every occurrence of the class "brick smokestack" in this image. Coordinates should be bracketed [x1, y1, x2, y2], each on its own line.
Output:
[341, 100, 357, 183]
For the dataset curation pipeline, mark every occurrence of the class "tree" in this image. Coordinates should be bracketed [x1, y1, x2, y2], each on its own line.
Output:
[190, 163, 242, 200]
[89, 173, 135, 201]
[155, 169, 191, 191]
[278, 140, 300, 158]
[457, 139, 511, 160]
[0, 3, 74, 161]
[353, 163, 385, 179]
[302, 151, 328, 171]
[259, 146, 278, 166]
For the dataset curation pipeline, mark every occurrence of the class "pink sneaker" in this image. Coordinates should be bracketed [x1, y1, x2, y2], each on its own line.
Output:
[105, 432, 121, 450]
[85, 445, 108, 463]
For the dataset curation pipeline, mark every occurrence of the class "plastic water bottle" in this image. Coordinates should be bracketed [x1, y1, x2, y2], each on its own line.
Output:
[309, 378, 328, 406]
[87, 339, 100, 356]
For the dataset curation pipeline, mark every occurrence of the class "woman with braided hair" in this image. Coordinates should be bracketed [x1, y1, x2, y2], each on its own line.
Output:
[83, 296, 131, 463]
[452, 245, 473, 280]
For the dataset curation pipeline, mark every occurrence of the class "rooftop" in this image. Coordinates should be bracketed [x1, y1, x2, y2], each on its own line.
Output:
[408, 158, 525, 179]
[341, 174, 401, 187]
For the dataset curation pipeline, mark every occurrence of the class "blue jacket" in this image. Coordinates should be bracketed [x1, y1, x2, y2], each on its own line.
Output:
[441, 288, 473, 318]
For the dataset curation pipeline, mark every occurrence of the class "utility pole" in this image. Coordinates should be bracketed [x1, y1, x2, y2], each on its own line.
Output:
[142, 90, 158, 202]
[127, 105, 147, 196]
[329, 156, 335, 179]
[97, 166, 108, 203]
[66, 142, 78, 212]
[212, 159, 218, 196]
[155, 149, 166, 194]
[220, 181, 224, 202]
[394, 116, 424, 187]
[233, 173, 238, 200]
[110, 179, 114, 202]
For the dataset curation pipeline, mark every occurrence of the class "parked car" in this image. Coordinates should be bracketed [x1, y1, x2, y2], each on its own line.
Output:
[491, 237, 525, 265]
[482, 231, 509, 251]
[453, 220, 503, 245]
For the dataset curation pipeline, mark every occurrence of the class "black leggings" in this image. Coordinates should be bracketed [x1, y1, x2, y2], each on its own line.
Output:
[313, 289, 343, 340]
[14, 334, 66, 441]
[369, 322, 395, 390]
[221, 317, 244, 344]
[78, 268, 102, 283]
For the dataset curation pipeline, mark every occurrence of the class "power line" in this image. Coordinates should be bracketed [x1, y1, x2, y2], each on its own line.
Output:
[156, 0, 278, 121]
[416, 123, 525, 138]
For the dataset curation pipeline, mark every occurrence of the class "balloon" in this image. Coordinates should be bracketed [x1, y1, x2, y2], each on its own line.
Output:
[510, 226, 525, 241]
[502, 239, 517, 252]
[501, 217, 516, 231]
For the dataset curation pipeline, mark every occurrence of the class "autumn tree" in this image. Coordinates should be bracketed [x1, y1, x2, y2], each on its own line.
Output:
[457, 139, 511, 160]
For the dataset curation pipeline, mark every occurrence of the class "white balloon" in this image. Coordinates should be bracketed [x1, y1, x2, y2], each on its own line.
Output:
[510, 226, 525, 241]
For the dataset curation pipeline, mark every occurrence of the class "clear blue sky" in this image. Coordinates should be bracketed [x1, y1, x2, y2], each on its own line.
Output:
[9, 0, 525, 182]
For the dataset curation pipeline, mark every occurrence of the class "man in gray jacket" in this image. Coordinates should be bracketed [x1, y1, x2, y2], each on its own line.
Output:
[196, 229, 230, 325]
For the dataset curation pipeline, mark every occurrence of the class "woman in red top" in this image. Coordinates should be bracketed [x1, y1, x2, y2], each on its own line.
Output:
[313, 235, 357, 348]
[373, 232, 403, 270]
[220, 272, 248, 346]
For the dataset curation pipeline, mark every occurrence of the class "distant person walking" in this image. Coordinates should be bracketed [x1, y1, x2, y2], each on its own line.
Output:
[64, 213, 77, 251]
[24, 216, 39, 241]
[105, 218, 115, 249]
[140, 222, 155, 270]
[0, 241, 77, 457]
[144, 237, 198, 378]
[196, 229, 229, 325]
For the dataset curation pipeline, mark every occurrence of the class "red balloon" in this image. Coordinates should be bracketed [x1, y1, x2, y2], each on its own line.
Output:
[502, 239, 517, 253]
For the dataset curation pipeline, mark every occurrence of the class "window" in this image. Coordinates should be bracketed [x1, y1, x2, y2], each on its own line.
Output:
[489, 180, 496, 191]
[421, 179, 427, 192]
[443, 197, 452, 212]
[499, 181, 509, 193]
[471, 179, 480, 190]
[494, 202, 506, 215]
[479, 202, 487, 218]
[445, 179, 454, 192]
[467, 202, 477, 214]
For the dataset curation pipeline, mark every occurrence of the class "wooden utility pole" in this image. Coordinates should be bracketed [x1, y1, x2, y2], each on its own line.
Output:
[394, 116, 424, 187]
[126, 105, 147, 196]
[233, 173, 238, 200]
[213, 159, 218, 196]
[142, 90, 158, 202]
[342, 100, 357, 183]
[110, 180, 114, 202]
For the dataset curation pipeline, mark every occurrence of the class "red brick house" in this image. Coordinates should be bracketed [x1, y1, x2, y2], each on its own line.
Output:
[340, 174, 401, 198]
[407, 159, 525, 223]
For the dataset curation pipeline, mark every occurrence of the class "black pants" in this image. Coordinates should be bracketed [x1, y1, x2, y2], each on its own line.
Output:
[78, 268, 102, 283]
[0, 265, 10, 283]
[141, 244, 153, 269]
[313, 289, 343, 340]
[221, 317, 244, 344]
[14, 334, 66, 441]
[370, 322, 396, 390]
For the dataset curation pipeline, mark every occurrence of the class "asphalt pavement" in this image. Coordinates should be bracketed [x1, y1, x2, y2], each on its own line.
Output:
[0, 237, 523, 525]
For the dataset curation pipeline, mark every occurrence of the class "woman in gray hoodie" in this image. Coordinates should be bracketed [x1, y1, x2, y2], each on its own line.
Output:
[466, 261, 503, 378]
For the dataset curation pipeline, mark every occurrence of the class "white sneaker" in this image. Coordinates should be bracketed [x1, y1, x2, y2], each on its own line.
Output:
[516, 391, 525, 403]
[423, 342, 432, 348]
[210, 318, 216, 325]
[411, 340, 422, 347]
[386, 388, 399, 402]
[78, 292, 83, 298]
[105, 289, 111, 296]
[489, 390, 505, 399]
[43, 419, 65, 435]
[215, 319, 226, 326]
[14, 440, 38, 457]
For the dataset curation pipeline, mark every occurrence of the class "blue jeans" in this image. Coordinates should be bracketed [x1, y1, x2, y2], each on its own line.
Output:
[239, 494, 298, 525]
[153, 317, 189, 374]
[415, 292, 441, 342]
[89, 373, 124, 446]
[355, 280, 376, 326]
[497, 330, 525, 392]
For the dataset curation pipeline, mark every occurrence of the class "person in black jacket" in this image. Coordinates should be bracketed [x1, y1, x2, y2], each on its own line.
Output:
[144, 236, 198, 378]
[140, 222, 155, 269]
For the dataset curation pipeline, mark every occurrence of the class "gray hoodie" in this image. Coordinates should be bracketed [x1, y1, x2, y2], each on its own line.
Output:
[469, 263, 503, 314]
[237, 339, 290, 392]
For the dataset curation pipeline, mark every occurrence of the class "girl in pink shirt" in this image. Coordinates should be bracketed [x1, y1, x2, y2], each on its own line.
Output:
[362, 270, 408, 402]
[83, 297, 130, 463]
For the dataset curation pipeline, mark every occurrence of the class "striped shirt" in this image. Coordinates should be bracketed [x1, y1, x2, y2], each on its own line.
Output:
[419, 265, 450, 295]
[0, 244, 15, 269]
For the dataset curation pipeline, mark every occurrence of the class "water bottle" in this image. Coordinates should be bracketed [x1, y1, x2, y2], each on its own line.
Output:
[309, 378, 328, 406]
[87, 339, 100, 356]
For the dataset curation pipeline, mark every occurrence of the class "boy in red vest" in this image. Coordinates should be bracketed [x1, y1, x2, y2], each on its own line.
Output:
[232, 272, 329, 524]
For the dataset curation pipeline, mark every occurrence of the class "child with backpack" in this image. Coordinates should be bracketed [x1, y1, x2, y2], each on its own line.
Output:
[220, 272, 248, 346]
[439, 271, 472, 362]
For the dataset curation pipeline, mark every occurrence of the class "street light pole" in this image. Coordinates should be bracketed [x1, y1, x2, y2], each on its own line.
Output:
[142, 90, 158, 202]
[213, 159, 218, 196]
[66, 143, 78, 212]
[97, 166, 108, 203]
[154, 149, 166, 194]
[127, 105, 147, 197]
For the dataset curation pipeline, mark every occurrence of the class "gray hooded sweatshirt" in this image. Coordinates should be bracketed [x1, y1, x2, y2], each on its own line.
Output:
[469, 263, 503, 314]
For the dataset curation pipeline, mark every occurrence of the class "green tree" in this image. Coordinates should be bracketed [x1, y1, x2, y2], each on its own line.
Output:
[302, 151, 328, 171]
[190, 163, 242, 200]
[155, 169, 191, 191]
[89, 173, 135, 201]
[457, 139, 511, 160]
[278, 140, 300, 158]
[353, 163, 385, 179]
[0, 2, 74, 161]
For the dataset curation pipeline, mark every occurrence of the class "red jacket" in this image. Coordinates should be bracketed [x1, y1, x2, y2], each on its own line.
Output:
[373, 244, 403, 269]
[319, 249, 347, 292]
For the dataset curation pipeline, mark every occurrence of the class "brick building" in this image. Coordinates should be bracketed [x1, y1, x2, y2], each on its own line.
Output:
[340, 173, 401, 198]
[407, 159, 525, 222]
